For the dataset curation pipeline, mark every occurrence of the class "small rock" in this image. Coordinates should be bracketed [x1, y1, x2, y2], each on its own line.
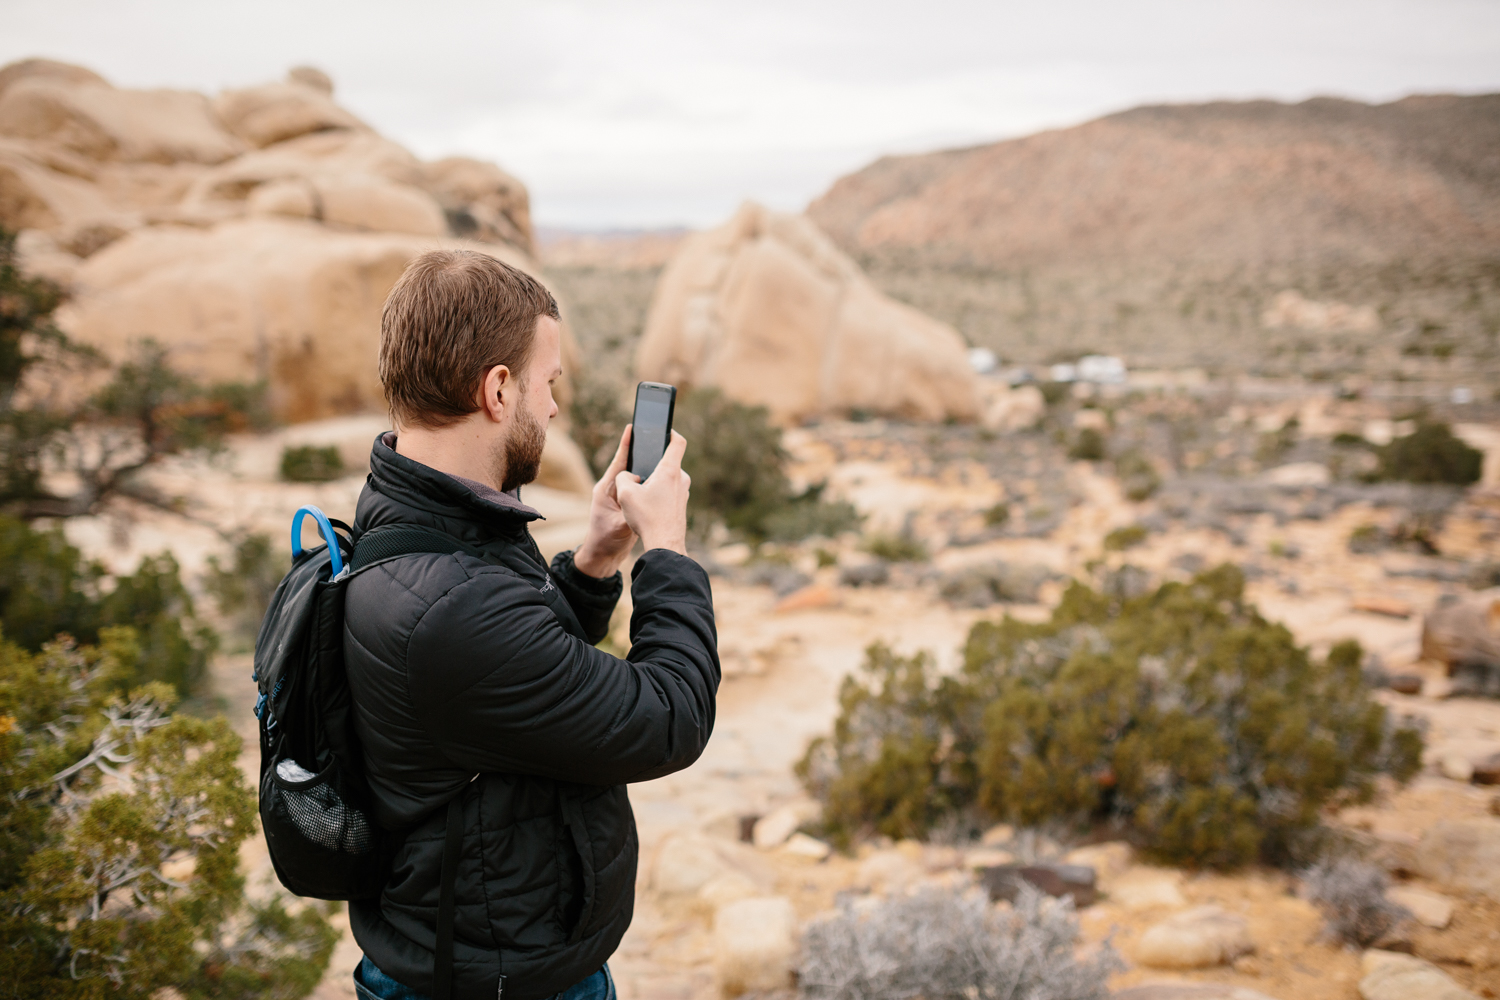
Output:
[1136, 906, 1255, 969]
[1386, 674, 1423, 695]
[1472, 752, 1500, 786]
[1414, 818, 1500, 902]
[979, 823, 1014, 847]
[773, 582, 839, 613]
[980, 863, 1098, 907]
[1440, 753, 1475, 783]
[1385, 885, 1454, 929]
[1064, 841, 1134, 879]
[779, 833, 831, 861]
[1358, 949, 1477, 1000]
[751, 801, 820, 849]
[838, 562, 889, 587]
[1108, 867, 1188, 911]
[714, 896, 796, 997]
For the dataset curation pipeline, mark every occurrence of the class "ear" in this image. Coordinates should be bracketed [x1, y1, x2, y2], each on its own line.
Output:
[479, 364, 512, 423]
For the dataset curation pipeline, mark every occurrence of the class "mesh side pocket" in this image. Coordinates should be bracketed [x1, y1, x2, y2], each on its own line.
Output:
[276, 778, 374, 855]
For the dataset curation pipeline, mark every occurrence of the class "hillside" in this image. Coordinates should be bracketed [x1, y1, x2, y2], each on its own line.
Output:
[807, 95, 1500, 381]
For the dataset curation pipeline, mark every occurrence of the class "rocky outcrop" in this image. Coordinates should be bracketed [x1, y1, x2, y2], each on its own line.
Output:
[0, 58, 594, 491]
[1358, 949, 1478, 1000]
[635, 202, 979, 425]
[1135, 906, 1255, 969]
[1414, 818, 1500, 902]
[1422, 590, 1500, 679]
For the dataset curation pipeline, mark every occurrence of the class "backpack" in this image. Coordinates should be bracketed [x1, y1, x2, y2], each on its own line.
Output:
[252, 505, 481, 996]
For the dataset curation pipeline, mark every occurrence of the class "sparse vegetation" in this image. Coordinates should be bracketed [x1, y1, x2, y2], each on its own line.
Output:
[799, 566, 1425, 866]
[1373, 421, 1482, 485]
[204, 532, 281, 641]
[800, 883, 1119, 1000]
[279, 444, 345, 482]
[862, 531, 929, 563]
[674, 388, 860, 543]
[1067, 427, 1106, 461]
[1, 228, 270, 519]
[1114, 450, 1161, 501]
[1303, 857, 1410, 947]
[1102, 524, 1147, 551]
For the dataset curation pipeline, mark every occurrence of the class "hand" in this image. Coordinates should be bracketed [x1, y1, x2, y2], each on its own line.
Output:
[614, 430, 690, 556]
[573, 425, 637, 578]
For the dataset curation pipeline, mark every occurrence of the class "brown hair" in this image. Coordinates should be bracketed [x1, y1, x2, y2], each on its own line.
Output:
[379, 249, 560, 428]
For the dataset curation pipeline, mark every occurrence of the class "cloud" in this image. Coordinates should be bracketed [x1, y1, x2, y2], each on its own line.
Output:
[3, 0, 1498, 227]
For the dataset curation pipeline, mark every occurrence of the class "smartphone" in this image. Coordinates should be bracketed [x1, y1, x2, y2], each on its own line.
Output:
[628, 381, 677, 480]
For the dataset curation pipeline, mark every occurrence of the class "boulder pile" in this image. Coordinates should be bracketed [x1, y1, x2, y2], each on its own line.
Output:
[0, 58, 592, 490]
[635, 201, 979, 426]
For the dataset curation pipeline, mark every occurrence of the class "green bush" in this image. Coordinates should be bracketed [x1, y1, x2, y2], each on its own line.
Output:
[280, 444, 345, 482]
[0, 516, 213, 697]
[1068, 428, 1106, 461]
[862, 531, 928, 563]
[1114, 451, 1161, 501]
[0, 631, 336, 997]
[799, 566, 1424, 867]
[675, 389, 859, 542]
[205, 532, 281, 641]
[1373, 422, 1481, 485]
[983, 502, 1010, 527]
[1103, 524, 1148, 551]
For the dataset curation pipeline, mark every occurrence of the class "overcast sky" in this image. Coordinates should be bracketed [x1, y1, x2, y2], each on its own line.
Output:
[5, 0, 1499, 230]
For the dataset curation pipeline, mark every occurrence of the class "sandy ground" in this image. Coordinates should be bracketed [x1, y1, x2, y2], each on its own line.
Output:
[62, 416, 1500, 1000]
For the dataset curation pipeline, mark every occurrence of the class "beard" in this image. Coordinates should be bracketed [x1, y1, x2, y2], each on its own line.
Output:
[495, 402, 547, 493]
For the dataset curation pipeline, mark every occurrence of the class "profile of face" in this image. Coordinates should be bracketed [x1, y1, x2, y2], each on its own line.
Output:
[492, 315, 562, 492]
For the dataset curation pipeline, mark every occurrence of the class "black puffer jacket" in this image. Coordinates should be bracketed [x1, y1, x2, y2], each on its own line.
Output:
[343, 434, 718, 1000]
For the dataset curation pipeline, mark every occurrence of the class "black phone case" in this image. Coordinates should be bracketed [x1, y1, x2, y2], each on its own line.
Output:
[627, 381, 677, 477]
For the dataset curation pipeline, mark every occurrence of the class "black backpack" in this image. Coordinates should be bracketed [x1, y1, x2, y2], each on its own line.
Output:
[252, 505, 483, 998]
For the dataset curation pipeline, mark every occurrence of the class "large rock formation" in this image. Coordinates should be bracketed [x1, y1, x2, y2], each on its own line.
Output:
[636, 202, 978, 425]
[0, 59, 590, 491]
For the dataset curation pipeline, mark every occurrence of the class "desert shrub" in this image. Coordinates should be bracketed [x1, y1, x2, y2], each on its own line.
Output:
[800, 566, 1425, 867]
[1114, 450, 1161, 501]
[0, 516, 213, 697]
[205, 532, 281, 640]
[569, 370, 630, 476]
[799, 882, 1120, 1000]
[1068, 428, 1106, 461]
[1302, 857, 1410, 947]
[983, 502, 1010, 527]
[761, 482, 863, 542]
[1373, 422, 1482, 485]
[280, 444, 345, 482]
[2, 232, 269, 518]
[862, 531, 928, 563]
[1039, 382, 1070, 406]
[797, 644, 974, 846]
[673, 388, 858, 543]
[0, 631, 337, 996]
[1103, 524, 1147, 551]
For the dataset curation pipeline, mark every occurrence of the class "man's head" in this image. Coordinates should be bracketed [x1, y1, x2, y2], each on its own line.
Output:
[380, 250, 563, 491]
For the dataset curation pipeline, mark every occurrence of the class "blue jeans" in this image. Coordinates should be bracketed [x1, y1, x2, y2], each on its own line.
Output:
[354, 956, 614, 1000]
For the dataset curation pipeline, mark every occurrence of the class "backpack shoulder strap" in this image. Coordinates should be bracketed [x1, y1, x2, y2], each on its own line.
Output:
[348, 524, 481, 573]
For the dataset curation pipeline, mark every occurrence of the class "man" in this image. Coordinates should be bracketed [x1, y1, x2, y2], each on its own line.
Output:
[343, 249, 718, 1000]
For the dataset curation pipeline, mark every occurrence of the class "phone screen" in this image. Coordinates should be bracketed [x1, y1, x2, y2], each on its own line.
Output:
[629, 382, 676, 480]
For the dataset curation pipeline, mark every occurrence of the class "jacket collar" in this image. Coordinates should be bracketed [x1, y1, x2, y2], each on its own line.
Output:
[367, 431, 544, 525]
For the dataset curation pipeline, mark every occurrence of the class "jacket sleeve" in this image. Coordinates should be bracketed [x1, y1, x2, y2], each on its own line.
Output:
[406, 548, 718, 785]
[548, 549, 622, 645]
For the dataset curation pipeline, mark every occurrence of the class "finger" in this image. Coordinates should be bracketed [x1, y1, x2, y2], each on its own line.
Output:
[614, 469, 642, 495]
[603, 424, 632, 479]
[655, 430, 688, 472]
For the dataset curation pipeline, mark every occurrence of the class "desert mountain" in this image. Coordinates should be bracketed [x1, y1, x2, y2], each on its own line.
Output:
[810, 95, 1500, 269]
